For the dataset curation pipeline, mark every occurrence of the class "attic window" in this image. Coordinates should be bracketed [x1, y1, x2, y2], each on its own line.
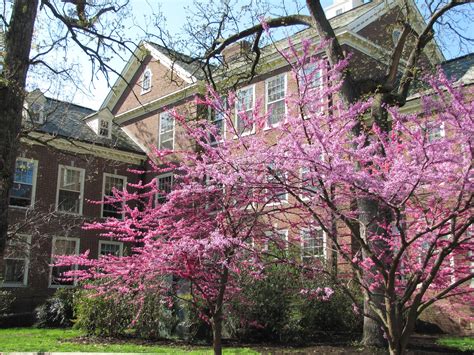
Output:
[141, 68, 152, 94]
[392, 29, 402, 45]
[99, 119, 112, 138]
[336, 8, 343, 15]
[30, 103, 45, 124]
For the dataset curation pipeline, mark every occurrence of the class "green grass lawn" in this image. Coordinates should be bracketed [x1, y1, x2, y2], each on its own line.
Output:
[0, 328, 258, 353]
[436, 337, 474, 352]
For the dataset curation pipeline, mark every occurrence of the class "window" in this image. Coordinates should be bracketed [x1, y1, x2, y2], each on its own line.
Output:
[300, 63, 323, 91]
[30, 102, 45, 124]
[266, 74, 286, 127]
[50, 237, 79, 287]
[141, 68, 152, 94]
[157, 173, 173, 204]
[266, 163, 287, 204]
[335, 8, 343, 15]
[56, 165, 85, 215]
[9, 158, 37, 208]
[159, 112, 175, 150]
[392, 29, 402, 45]
[98, 119, 111, 138]
[102, 174, 127, 219]
[2, 235, 31, 287]
[301, 228, 326, 260]
[99, 240, 123, 257]
[425, 122, 445, 142]
[300, 166, 320, 199]
[235, 85, 255, 135]
[209, 100, 226, 144]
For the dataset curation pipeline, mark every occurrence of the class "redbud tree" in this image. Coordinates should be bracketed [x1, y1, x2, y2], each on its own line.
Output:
[58, 39, 473, 355]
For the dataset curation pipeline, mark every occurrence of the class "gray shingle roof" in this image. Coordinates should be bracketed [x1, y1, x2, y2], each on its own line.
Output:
[441, 53, 474, 84]
[32, 96, 143, 153]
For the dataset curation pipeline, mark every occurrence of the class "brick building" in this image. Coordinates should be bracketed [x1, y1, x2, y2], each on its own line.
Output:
[1, 90, 145, 322]
[1, 0, 472, 331]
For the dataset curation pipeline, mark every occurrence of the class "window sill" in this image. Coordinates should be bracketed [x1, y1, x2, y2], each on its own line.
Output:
[8, 205, 33, 210]
[140, 88, 152, 95]
[1, 283, 27, 288]
[56, 210, 83, 217]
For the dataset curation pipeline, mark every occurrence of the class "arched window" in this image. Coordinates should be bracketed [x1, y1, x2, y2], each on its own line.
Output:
[141, 68, 152, 94]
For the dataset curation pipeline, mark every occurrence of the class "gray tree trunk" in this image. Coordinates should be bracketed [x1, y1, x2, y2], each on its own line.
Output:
[0, 0, 39, 254]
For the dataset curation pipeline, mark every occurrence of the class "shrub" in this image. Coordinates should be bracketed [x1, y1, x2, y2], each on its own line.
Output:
[35, 288, 76, 328]
[229, 263, 362, 344]
[0, 290, 15, 314]
[74, 288, 180, 339]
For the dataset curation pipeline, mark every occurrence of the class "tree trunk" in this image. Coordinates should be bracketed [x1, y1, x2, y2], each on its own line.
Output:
[358, 197, 390, 348]
[211, 266, 229, 355]
[0, 0, 39, 254]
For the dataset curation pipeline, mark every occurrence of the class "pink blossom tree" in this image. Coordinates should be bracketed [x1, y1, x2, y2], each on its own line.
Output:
[56, 39, 472, 355]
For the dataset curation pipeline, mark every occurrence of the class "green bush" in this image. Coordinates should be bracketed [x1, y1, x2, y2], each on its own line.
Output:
[229, 263, 362, 344]
[73, 288, 179, 339]
[0, 290, 15, 314]
[35, 288, 76, 328]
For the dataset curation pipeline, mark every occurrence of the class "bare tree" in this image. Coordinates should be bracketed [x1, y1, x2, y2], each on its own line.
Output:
[0, 0, 140, 255]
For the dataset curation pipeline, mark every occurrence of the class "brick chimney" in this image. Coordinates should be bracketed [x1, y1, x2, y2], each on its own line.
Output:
[221, 40, 252, 64]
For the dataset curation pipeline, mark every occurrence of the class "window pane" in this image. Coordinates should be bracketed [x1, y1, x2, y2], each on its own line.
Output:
[10, 160, 35, 207]
[60, 168, 81, 191]
[53, 239, 77, 256]
[267, 75, 285, 102]
[157, 175, 173, 204]
[268, 100, 285, 126]
[103, 175, 125, 219]
[51, 239, 78, 286]
[14, 160, 34, 184]
[100, 243, 121, 256]
[4, 259, 25, 283]
[302, 229, 324, 258]
[58, 190, 80, 213]
[51, 265, 74, 286]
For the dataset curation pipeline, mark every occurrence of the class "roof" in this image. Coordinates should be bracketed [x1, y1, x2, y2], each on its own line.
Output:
[146, 42, 206, 79]
[441, 53, 474, 84]
[27, 93, 143, 154]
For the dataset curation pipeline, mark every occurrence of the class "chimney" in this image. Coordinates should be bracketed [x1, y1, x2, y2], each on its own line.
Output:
[324, 0, 366, 19]
[221, 40, 252, 65]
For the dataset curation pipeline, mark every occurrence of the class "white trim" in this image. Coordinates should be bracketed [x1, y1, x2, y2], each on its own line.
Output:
[9, 158, 38, 209]
[143, 42, 197, 84]
[55, 165, 85, 216]
[235, 84, 256, 137]
[140, 68, 153, 95]
[49, 236, 80, 288]
[1, 234, 31, 288]
[158, 111, 175, 150]
[98, 240, 124, 257]
[101, 173, 127, 219]
[23, 132, 146, 165]
[301, 227, 327, 260]
[265, 73, 287, 129]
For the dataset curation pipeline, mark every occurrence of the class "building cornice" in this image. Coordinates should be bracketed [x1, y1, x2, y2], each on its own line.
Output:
[23, 132, 146, 165]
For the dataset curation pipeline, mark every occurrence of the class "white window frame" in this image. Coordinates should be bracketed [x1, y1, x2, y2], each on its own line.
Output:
[425, 121, 445, 143]
[208, 100, 227, 144]
[98, 118, 112, 139]
[301, 227, 327, 260]
[55, 165, 85, 215]
[2, 234, 31, 287]
[299, 62, 324, 115]
[141, 68, 152, 94]
[235, 84, 256, 137]
[265, 73, 287, 129]
[9, 158, 38, 209]
[101, 173, 127, 219]
[98, 240, 124, 257]
[266, 163, 288, 206]
[158, 111, 175, 150]
[49, 236, 80, 288]
[156, 172, 174, 205]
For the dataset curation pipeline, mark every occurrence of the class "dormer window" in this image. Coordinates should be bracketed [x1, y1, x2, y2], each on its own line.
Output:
[99, 119, 112, 139]
[141, 68, 152, 94]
